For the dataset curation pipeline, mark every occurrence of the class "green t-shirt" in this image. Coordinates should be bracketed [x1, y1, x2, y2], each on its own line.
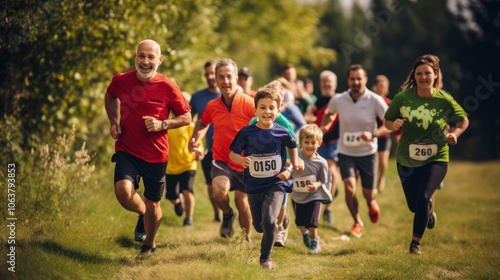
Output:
[249, 113, 296, 159]
[384, 88, 467, 167]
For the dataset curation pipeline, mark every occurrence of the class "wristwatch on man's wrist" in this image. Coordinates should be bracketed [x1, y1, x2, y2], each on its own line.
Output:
[161, 120, 169, 130]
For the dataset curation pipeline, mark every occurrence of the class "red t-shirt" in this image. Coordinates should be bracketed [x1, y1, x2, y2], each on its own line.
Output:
[107, 70, 190, 163]
[201, 92, 255, 172]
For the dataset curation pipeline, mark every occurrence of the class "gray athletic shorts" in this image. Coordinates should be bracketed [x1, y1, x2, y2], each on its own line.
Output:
[211, 160, 246, 192]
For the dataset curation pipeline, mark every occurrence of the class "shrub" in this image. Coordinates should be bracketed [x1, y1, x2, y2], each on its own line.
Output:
[20, 126, 95, 215]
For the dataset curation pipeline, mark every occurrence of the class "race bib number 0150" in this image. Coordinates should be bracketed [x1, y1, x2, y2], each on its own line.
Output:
[409, 144, 437, 161]
[249, 155, 281, 178]
[293, 175, 317, 193]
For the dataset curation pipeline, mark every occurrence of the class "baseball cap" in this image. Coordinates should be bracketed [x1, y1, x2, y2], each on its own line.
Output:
[238, 67, 252, 77]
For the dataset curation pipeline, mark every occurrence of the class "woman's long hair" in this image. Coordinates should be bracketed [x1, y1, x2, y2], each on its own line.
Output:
[400, 54, 440, 91]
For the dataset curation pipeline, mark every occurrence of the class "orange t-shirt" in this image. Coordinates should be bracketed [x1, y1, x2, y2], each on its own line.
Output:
[201, 92, 255, 172]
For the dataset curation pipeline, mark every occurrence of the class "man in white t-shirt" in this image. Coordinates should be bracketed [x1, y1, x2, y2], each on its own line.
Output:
[320, 64, 391, 238]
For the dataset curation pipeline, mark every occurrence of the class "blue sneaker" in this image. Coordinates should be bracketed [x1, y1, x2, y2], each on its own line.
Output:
[309, 236, 320, 254]
[302, 231, 311, 248]
[183, 218, 193, 227]
[323, 209, 332, 224]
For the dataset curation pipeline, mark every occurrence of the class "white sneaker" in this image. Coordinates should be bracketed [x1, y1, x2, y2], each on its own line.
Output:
[274, 226, 286, 247]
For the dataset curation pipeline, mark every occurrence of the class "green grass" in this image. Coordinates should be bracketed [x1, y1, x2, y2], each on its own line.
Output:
[2, 160, 500, 279]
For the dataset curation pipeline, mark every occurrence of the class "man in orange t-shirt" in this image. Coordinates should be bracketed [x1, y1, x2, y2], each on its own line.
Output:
[189, 58, 255, 241]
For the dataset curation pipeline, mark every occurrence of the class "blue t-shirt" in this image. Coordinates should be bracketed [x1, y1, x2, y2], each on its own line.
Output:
[190, 88, 221, 151]
[230, 123, 297, 194]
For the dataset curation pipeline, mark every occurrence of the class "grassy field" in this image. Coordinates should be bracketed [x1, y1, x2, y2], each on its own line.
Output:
[2, 160, 500, 279]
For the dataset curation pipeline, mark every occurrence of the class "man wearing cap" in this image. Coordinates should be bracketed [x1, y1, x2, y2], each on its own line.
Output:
[238, 67, 256, 97]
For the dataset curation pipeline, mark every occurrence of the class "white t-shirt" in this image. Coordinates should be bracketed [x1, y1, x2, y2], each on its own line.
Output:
[327, 89, 388, 156]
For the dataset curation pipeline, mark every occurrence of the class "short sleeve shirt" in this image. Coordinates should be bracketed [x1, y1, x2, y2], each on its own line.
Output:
[189, 88, 221, 151]
[201, 92, 255, 172]
[106, 70, 190, 163]
[230, 123, 297, 194]
[327, 89, 388, 156]
[291, 151, 332, 204]
[384, 88, 467, 167]
[166, 123, 197, 174]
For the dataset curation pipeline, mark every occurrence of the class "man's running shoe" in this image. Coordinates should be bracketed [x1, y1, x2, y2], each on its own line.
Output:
[134, 215, 146, 242]
[368, 202, 380, 223]
[350, 223, 363, 238]
[409, 241, 421, 254]
[214, 212, 222, 223]
[259, 258, 273, 269]
[220, 209, 235, 238]
[309, 236, 320, 254]
[183, 218, 193, 227]
[174, 201, 184, 217]
[323, 209, 333, 224]
[302, 231, 311, 247]
[427, 198, 437, 229]
[139, 245, 156, 255]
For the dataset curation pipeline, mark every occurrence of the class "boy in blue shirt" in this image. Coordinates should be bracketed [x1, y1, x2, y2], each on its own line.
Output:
[230, 87, 304, 269]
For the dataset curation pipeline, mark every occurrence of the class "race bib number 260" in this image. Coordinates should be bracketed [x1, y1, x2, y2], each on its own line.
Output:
[409, 144, 437, 161]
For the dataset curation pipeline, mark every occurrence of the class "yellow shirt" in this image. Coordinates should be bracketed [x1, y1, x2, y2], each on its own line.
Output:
[166, 123, 198, 174]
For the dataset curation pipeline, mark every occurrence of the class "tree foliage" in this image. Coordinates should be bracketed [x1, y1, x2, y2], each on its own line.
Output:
[1, 0, 334, 164]
[1, 0, 498, 163]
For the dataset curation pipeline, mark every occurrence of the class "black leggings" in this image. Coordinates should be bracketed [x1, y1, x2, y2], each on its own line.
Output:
[397, 162, 447, 238]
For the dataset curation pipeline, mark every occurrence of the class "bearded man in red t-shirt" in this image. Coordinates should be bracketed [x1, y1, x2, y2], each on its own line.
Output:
[105, 39, 191, 255]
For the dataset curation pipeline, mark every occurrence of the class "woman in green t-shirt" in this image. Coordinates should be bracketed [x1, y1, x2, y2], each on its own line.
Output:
[384, 54, 469, 255]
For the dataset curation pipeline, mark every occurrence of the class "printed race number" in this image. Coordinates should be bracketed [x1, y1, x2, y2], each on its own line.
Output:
[293, 175, 317, 193]
[343, 132, 364, 147]
[249, 155, 281, 178]
[409, 144, 437, 161]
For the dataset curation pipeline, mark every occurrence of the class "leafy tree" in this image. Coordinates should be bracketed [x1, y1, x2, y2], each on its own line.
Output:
[1, 0, 336, 165]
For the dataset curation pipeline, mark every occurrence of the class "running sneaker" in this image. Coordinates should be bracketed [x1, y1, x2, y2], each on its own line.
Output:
[323, 209, 333, 224]
[274, 226, 286, 247]
[214, 212, 222, 223]
[139, 245, 156, 255]
[409, 241, 421, 254]
[259, 258, 273, 269]
[427, 198, 437, 229]
[368, 202, 381, 223]
[220, 209, 235, 238]
[302, 231, 311, 247]
[309, 236, 320, 254]
[351, 223, 364, 238]
[174, 202, 184, 217]
[183, 218, 193, 227]
[134, 215, 146, 242]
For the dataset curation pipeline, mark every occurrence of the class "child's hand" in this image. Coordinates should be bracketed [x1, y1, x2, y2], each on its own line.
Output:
[307, 183, 319, 192]
[194, 146, 207, 161]
[293, 158, 304, 174]
[277, 170, 291, 181]
[241, 156, 253, 168]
